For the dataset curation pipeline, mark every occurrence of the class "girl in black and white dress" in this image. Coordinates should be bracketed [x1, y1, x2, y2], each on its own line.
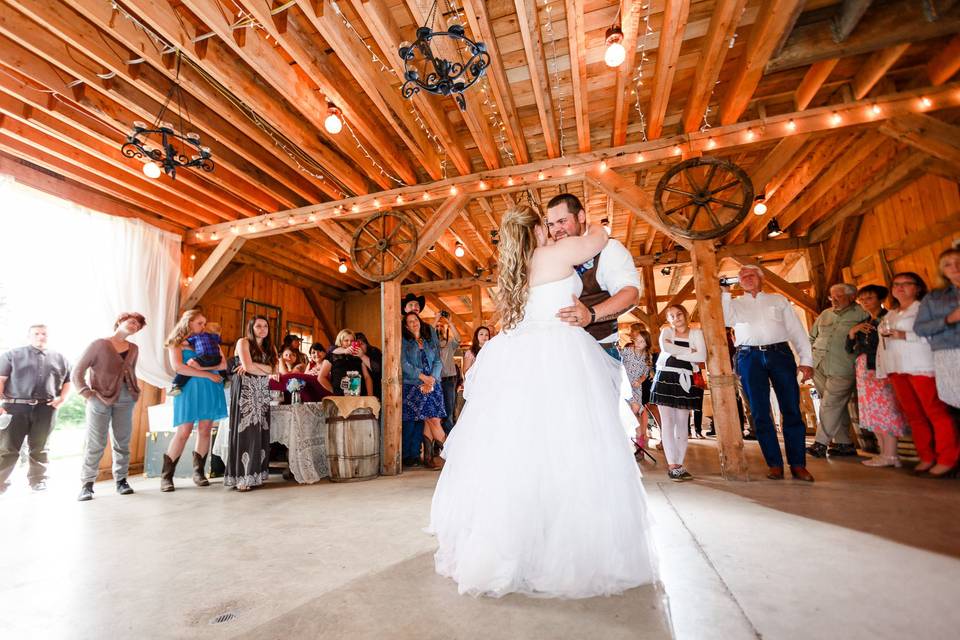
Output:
[650, 305, 705, 481]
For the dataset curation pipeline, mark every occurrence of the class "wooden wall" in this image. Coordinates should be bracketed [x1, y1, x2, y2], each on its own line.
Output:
[849, 175, 960, 287]
[196, 266, 337, 350]
[344, 291, 383, 350]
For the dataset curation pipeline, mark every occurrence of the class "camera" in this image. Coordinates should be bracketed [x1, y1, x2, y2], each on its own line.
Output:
[719, 276, 740, 287]
[439, 310, 450, 319]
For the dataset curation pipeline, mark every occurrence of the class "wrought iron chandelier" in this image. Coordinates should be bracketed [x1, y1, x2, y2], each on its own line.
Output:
[398, 0, 490, 110]
[121, 54, 213, 180]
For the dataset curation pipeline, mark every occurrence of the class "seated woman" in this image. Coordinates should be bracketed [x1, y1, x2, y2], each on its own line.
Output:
[317, 329, 374, 396]
[304, 343, 327, 376]
[278, 345, 306, 374]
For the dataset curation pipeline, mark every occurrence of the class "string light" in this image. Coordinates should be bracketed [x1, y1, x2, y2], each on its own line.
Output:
[479, 180, 487, 190]
[247, 223, 256, 232]
[543, 0, 566, 157]
[308, 214, 316, 222]
[344, 120, 406, 186]
[673, 145, 682, 155]
[830, 111, 842, 125]
[631, 3, 654, 142]
[287, 215, 295, 225]
[706, 137, 716, 149]
[920, 96, 932, 109]
[745, 127, 755, 141]
[871, 103, 881, 115]
[786, 119, 796, 131]
[396, 195, 404, 204]
[636, 153, 644, 162]
[351, 204, 359, 213]
[189, 254, 196, 261]
[196, 232, 205, 241]
[538, 170, 545, 180]
[507, 177, 515, 186]
[210, 232, 218, 240]
[230, 226, 239, 234]
[422, 192, 430, 200]
[373, 198, 381, 208]
[450, 185, 458, 195]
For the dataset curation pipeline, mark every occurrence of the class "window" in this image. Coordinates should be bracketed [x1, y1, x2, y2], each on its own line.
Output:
[242, 299, 282, 349]
[286, 321, 314, 354]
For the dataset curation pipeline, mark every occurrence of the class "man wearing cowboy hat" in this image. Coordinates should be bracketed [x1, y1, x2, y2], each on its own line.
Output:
[401, 293, 438, 341]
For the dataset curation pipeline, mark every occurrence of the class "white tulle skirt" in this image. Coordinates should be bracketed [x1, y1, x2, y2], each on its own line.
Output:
[427, 321, 658, 598]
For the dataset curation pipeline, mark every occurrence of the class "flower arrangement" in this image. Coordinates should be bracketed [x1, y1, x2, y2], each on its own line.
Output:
[286, 378, 305, 393]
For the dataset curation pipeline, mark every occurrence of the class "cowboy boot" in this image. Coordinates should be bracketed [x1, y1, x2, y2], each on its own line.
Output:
[192, 451, 210, 487]
[160, 454, 178, 492]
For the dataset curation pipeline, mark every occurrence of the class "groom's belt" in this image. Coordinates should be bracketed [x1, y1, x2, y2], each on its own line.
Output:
[737, 342, 790, 352]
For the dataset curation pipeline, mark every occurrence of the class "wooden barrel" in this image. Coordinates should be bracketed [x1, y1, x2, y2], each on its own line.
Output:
[326, 408, 380, 482]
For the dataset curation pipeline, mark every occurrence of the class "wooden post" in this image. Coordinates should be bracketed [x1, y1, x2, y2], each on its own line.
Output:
[690, 240, 748, 480]
[380, 280, 403, 475]
[471, 284, 483, 333]
[641, 265, 661, 347]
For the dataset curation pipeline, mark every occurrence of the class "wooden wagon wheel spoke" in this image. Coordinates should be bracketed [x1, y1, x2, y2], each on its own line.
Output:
[362, 227, 380, 242]
[360, 251, 378, 272]
[350, 211, 419, 282]
[685, 205, 702, 230]
[709, 180, 740, 195]
[703, 163, 719, 190]
[354, 244, 378, 253]
[663, 186, 698, 198]
[662, 202, 693, 218]
[709, 197, 744, 209]
[703, 201, 723, 228]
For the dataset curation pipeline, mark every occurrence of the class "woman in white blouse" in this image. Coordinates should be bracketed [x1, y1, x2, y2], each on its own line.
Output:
[877, 272, 958, 478]
[650, 305, 706, 481]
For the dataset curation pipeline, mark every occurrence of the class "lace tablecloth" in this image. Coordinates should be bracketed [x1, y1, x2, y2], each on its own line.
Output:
[212, 402, 333, 484]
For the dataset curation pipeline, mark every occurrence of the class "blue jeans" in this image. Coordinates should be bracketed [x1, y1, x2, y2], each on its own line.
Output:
[402, 420, 423, 462]
[440, 376, 458, 434]
[736, 346, 807, 468]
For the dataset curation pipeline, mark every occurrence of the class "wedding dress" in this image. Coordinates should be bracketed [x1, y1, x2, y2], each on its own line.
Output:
[428, 272, 658, 598]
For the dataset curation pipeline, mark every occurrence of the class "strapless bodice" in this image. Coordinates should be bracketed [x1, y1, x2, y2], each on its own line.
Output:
[516, 272, 583, 326]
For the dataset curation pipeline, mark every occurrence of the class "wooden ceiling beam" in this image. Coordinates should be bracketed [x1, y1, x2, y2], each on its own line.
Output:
[350, 0, 472, 175]
[461, 0, 530, 164]
[611, 0, 641, 147]
[0, 152, 185, 233]
[635, 236, 810, 268]
[879, 113, 960, 169]
[232, 252, 345, 299]
[0, 68, 258, 220]
[831, 0, 875, 43]
[647, 0, 690, 140]
[422, 293, 472, 339]
[719, 0, 805, 126]
[184, 81, 960, 243]
[1, 0, 311, 209]
[182, 234, 246, 309]
[563, 0, 590, 152]
[808, 151, 930, 243]
[0, 126, 201, 228]
[76, 0, 366, 196]
[680, 0, 746, 134]
[245, 0, 441, 180]
[768, 0, 960, 73]
[513, 0, 560, 158]
[178, 0, 416, 186]
[851, 43, 911, 99]
[928, 33, 960, 85]
[730, 258, 819, 315]
[795, 59, 839, 110]
[399, 193, 470, 280]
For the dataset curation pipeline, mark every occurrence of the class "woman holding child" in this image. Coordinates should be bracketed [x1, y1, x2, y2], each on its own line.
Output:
[161, 309, 227, 493]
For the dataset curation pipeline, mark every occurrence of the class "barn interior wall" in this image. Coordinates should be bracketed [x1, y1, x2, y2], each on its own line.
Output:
[849, 175, 960, 287]
[344, 291, 383, 350]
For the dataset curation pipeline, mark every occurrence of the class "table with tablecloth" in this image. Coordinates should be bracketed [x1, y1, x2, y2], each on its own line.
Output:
[212, 397, 381, 484]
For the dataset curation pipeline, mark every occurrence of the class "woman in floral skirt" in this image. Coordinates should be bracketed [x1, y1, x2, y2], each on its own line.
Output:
[225, 315, 277, 491]
[846, 284, 907, 467]
[401, 312, 447, 469]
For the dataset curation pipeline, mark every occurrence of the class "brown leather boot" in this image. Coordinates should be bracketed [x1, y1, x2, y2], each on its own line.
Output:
[192, 451, 210, 487]
[160, 454, 178, 492]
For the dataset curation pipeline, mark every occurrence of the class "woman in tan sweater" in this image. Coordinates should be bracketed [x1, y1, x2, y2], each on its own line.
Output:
[72, 312, 146, 501]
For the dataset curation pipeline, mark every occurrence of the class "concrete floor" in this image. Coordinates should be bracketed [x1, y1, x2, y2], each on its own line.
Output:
[1, 439, 959, 640]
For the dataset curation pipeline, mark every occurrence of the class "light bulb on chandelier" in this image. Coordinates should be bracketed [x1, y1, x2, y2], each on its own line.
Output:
[324, 102, 343, 135]
[604, 26, 626, 67]
[142, 161, 162, 179]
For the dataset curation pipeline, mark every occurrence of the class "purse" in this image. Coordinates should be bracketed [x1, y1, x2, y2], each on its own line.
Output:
[691, 370, 708, 390]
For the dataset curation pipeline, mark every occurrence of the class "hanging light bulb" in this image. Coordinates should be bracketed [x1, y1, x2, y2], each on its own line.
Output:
[753, 194, 767, 216]
[766, 218, 783, 238]
[338, 257, 348, 274]
[604, 25, 626, 67]
[454, 242, 465, 258]
[324, 102, 343, 134]
[143, 161, 162, 179]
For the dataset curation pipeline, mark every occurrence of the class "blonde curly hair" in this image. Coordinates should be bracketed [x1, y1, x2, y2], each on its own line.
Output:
[165, 308, 204, 347]
[497, 205, 541, 330]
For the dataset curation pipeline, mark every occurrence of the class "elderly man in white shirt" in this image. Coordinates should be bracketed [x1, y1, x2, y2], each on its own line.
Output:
[723, 264, 815, 482]
[545, 194, 640, 360]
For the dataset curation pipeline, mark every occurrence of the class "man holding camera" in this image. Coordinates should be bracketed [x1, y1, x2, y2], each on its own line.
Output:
[722, 265, 815, 482]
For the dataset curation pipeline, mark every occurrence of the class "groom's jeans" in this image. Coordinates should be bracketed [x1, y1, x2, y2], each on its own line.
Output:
[736, 345, 807, 468]
[402, 420, 423, 461]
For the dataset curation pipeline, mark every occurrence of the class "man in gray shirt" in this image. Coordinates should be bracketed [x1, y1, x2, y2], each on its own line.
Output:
[0, 324, 71, 493]
[435, 313, 460, 433]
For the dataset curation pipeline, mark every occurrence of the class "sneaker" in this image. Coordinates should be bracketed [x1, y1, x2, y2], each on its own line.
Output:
[806, 442, 828, 458]
[668, 467, 692, 482]
[168, 386, 182, 397]
[677, 467, 694, 481]
[78, 483, 94, 501]
[30, 480, 47, 492]
[827, 443, 858, 457]
[116, 478, 135, 495]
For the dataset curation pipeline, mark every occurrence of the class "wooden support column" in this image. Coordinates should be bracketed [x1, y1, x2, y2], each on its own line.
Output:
[181, 234, 245, 310]
[690, 240, 748, 480]
[380, 280, 402, 476]
[471, 284, 484, 334]
[641, 265, 661, 346]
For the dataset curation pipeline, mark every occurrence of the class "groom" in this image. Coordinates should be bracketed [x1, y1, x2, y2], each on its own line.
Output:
[545, 194, 640, 360]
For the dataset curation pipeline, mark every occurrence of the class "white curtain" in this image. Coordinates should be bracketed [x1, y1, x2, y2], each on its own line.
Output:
[0, 176, 180, 387]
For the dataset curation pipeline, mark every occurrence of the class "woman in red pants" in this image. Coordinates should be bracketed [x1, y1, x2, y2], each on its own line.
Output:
[877, 272, 959, 478]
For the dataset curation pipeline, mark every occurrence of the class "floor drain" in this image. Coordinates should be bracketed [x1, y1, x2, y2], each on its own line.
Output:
[209, 612, 237, 625]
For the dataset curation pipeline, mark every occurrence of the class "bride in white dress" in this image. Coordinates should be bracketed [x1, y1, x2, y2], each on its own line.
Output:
[428, 205, 657, 598]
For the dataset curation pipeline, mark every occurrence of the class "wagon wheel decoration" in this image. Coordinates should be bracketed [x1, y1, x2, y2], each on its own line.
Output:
[349, 211, 419, 282]
[653, 156, 754, 240]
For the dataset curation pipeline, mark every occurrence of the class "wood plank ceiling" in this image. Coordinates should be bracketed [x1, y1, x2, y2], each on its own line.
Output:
[1, 0, 958, 303]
